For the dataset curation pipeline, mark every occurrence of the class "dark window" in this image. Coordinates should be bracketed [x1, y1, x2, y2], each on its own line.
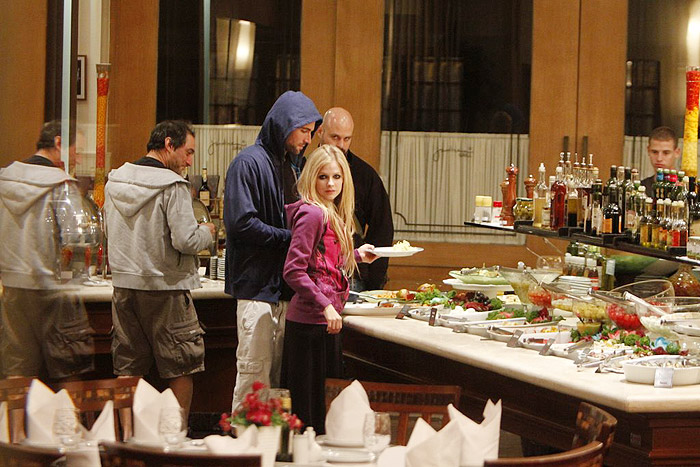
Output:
[382, 0, 532, 134]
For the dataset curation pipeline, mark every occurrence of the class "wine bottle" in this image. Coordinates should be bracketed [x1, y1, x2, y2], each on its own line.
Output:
[550, 166, 567, 230]
[199, 167, 211, 209]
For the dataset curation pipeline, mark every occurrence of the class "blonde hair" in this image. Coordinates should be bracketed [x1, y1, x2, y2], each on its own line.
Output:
[297, 144, 357, 275]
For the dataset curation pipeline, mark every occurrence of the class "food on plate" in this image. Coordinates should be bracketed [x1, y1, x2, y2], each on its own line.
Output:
[396, 288, 416, 301]
[417, 283, 437, 293]
[450, 292, 503, 311]
[487, 306, 561, 324]
[449, 266, 509, 285]
[392, 240, 412, 251]
[575, 321, 602, 337]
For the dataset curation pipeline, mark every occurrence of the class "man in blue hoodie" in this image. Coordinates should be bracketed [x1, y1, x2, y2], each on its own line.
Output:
[225, 91, 322, 410]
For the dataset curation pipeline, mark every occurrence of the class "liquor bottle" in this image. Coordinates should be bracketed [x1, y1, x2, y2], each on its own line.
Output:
[658, 198, 672, 250]
[670, 201, 688, 247]
[550, 166, 567, 230]
[603, 165, 618, 207]
[689, 180, 700, 237]
[542, 175, 555, 229]
[672, 173, 688, 202]
[663, 169, 672, 199]
[652, 168, 664, 204]
[620, 167, 634, 231]
[589, 180, 603, 236]
[639, 197, 653, 247]
[688, 176, 698, 219]
[533, 163, 548, 228]
[651, 205, 661, 249]
[199, 167, 211, 209]
[567, 174, 579, 227]
[629, 184, 645, 241]
[602, 184, 621, 234]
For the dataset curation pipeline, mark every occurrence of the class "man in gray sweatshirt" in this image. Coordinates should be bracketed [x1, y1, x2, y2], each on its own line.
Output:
[104, 120, 215, 415]
[0, 121, 95, 382]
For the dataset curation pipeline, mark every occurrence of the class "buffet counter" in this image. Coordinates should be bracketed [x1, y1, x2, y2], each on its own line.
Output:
[341, 315, 700, 466]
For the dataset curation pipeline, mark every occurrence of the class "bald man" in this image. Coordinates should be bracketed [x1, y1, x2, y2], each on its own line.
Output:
[317, 108, 394, 290]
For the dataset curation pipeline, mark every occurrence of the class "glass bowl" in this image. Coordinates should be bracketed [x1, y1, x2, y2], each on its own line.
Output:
[498, 266, 561, 305]
[591, 280, 675, 331]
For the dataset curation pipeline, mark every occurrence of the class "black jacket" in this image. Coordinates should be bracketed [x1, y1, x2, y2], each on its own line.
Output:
[347, 150, 394, 290]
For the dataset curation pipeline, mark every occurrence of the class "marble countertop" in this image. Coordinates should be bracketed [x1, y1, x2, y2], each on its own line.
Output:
[343, 315, 700, 413]
[61, 278, 230, 302]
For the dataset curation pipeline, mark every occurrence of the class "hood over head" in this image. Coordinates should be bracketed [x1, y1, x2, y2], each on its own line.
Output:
[257, 91, 322, 161]
[106, 162, 186, 217]
[0, 161, 74, 215]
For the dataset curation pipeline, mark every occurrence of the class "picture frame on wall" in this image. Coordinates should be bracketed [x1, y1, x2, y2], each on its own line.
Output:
[77, 55, 86, 100]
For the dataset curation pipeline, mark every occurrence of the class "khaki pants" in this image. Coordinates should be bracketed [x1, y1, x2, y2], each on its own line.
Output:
[231, 300, 287, 412]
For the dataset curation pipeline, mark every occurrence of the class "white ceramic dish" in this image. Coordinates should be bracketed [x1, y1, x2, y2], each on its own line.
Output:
[465, 317, 527, 337]
[371, 247, 423, 257]
[343, 302, 401, 316]
[316, 435, 364, 448]
[518, 331, 572, 351]
[323, 447, 374, 463]
[623, 355, 700, 386]
[487, 328, 516, 342]
[673, 323, 700, 337]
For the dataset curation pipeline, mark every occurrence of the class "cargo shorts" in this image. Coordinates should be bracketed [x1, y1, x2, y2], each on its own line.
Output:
[111, 287, 205, 379]
[0, 287, 95, 379]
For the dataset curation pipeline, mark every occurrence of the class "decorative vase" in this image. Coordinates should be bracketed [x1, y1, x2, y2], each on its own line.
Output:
[235, 425, 280, 467]
[682, 66, 700, 178]
[94, 63, 111, 208]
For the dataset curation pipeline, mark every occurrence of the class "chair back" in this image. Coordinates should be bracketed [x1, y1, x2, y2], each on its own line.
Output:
[483, 440, 605, 466]
[99, 441, 262, 467]
[0, 377, 34, 443]
[325, 378, 461, 445]
[571, 402, 617, 455]
[54, 377, 140, 441]
[0, 441, 63, 467]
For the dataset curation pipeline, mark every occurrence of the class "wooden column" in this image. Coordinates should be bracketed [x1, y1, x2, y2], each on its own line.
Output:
[300, 0, 384, 169]
[107, 1, 159, 169]
[0, 1, 47, 168]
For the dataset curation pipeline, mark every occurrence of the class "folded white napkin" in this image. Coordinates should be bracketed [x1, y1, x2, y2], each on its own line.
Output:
[378, 418, 462, 467]
[325, 380, 373, 445]
[65, 444, 101, 467]
[0, 401, 8, 443]
[83, 400, 116, 442]
[132, 379, 181, 443]
[448, 400, 502, 467]
[204, 425, 260, 455]
[26, 379, 75, 444]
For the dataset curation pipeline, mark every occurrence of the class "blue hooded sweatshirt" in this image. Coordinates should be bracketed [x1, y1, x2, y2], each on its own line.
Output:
[224, 91, 322, 302]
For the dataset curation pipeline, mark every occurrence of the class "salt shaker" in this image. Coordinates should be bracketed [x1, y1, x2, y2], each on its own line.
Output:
[293, 432, 309, 464]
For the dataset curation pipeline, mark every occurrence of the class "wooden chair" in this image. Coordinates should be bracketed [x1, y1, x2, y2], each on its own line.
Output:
[0, 441, 63, 467]
[484, 440, 605, 466]
[54, 376, 140, 441]
[325, 378, 461, 445]
[572, 402, 617, 456]
[99, 441, 262, 467]
[0, 377, 34, 443]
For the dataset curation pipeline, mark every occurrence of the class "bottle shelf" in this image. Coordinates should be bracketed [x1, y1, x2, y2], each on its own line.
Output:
[465, 220, 700, 267]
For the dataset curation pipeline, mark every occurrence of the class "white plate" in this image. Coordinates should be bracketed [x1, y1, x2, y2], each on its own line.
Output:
[316, 435, 364, 448]
[343, 302, 401, 316]
[323, 447, 374, 463]
[371, 247, 424, 258]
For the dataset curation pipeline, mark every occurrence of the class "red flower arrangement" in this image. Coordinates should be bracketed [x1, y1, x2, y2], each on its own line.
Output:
[219, 381, 303, 434]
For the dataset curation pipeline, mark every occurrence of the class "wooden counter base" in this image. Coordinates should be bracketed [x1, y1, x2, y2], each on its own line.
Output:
[342, 327, 700, 466]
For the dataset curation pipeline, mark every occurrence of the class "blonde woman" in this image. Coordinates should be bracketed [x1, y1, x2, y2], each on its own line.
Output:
[282, 144, 377, 433]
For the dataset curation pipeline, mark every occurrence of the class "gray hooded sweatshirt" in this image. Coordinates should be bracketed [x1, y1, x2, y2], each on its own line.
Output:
[0, 162, 76, 289]
[104, 162, 212, 290]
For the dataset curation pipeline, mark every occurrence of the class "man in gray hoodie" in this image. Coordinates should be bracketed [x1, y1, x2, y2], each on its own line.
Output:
[104, 120, 215, 415]
[0, 121, 95, 381]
